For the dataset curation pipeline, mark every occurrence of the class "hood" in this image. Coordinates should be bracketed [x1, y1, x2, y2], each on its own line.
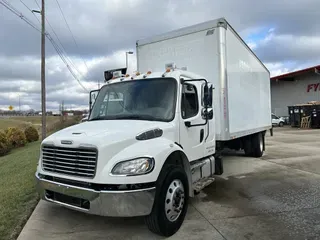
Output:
[43, 120, 174, 147]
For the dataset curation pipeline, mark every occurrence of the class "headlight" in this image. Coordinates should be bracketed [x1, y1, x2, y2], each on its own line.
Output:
[111, 157, 155, 176]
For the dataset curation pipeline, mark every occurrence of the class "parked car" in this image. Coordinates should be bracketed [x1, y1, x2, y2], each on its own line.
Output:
[272, 113, 285, 127]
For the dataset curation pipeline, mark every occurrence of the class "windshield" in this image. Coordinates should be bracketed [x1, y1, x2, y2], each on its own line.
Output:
[89, 78, 177, 122]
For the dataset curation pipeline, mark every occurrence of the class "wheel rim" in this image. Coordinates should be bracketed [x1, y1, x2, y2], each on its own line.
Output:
[165, 179, 185, 222]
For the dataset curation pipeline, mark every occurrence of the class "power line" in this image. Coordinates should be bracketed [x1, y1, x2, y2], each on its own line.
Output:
[20, 0, 41, 24]
[0, 0, 41, 32]
[20, 0, 32, 12]
[45, 18, 89, 82]
[55, 0, 92, 77]
[0, 0, 89, 92]
[47, 34, 88, 92]
[30, 0, 89, 82]
[34, 0, 40, 8]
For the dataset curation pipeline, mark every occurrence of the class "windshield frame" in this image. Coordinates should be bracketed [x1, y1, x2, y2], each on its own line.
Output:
[88, 77, 178, 123]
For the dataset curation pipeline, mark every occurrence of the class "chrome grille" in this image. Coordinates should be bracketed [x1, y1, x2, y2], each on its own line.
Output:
[42, 145, 98, 178]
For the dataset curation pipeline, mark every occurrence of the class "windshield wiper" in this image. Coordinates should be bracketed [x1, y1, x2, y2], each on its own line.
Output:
[89, 115, 159, 121]
[113, 114, 158, 121]
[89, 116, 110, 121]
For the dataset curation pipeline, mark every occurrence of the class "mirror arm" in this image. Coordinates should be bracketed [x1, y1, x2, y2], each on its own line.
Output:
[185, 118, 208, 128]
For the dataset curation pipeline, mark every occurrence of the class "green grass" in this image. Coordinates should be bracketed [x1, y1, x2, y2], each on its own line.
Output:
[0, 141, 40, 240]
[9, 116, 59, 125]
[0, 116, 61, 133]
[0, 118, 27, 130]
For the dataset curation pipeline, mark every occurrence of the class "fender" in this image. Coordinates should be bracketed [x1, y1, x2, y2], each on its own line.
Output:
[98, 137, 191, 186]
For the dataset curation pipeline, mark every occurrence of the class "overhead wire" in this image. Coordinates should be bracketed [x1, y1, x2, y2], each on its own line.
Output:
[55, 0, 94, 82]
[33, 0, 88, 82]
[20, 0, 41, 25]
[47, 34, 88, 92]
[1, 0, 41, 32]
[0, 0, 89, 92]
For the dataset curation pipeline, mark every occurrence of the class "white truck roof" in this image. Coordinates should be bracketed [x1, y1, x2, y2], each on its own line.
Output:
[137, 17, 269, 74]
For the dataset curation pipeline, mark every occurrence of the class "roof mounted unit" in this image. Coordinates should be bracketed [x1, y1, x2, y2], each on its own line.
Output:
[104, 68, 127, 82]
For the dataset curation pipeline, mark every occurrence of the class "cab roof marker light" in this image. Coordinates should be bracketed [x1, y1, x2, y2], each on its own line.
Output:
[165, 62, 175, 70]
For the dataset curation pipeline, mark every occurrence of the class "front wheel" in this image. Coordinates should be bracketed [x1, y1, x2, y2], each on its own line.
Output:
[145, 165, 189, 237]
[279, 122, 284, 127]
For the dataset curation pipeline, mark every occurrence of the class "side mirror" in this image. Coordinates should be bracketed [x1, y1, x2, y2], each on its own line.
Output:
[203, 83, 213, 107]
[89, 89, 100, 111]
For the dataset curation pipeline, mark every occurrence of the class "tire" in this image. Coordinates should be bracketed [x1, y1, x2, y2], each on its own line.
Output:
[251, 132, 264, 158]
[279, 122, 284, 127]
[145, 165, 189, 237]
[243, 137, 252, 156]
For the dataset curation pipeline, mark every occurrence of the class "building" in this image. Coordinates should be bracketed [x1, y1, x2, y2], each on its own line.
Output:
[271, 65, 320, 117]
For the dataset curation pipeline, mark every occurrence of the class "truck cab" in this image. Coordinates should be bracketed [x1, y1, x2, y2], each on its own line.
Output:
[35, 67, 219, 237]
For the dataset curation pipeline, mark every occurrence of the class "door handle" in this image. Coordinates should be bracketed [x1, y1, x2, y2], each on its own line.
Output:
[200, 129, 204, 143]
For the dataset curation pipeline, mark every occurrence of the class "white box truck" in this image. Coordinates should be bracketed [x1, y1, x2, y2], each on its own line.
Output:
[35, 17, 271, 237]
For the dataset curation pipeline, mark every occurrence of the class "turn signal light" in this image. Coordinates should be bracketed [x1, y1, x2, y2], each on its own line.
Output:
[147, 71, 152, 74]
[166, 68, 171, 72]
[136, 72, 140, 76]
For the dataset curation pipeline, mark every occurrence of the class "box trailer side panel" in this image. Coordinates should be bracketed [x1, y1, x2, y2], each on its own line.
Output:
[225, 27, 272, 138]
[136, 25, 223, 135]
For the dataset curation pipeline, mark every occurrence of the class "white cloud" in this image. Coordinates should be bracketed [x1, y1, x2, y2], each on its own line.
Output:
[1, 0, 320, 110]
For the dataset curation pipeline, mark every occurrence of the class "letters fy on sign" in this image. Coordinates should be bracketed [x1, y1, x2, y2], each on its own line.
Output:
[307, 83, 320, 92]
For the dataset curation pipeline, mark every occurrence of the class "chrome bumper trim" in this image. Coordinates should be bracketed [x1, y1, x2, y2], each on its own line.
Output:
[35, 173, 156, 217]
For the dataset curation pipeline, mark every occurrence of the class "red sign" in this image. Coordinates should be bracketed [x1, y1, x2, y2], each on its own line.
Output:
[307, 83, 320, 92]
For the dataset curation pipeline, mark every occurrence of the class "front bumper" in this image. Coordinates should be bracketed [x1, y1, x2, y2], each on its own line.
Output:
[35, 173, 156, 217]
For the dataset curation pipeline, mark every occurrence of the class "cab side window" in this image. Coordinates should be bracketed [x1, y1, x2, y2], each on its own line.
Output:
[181, 84, 199, 119]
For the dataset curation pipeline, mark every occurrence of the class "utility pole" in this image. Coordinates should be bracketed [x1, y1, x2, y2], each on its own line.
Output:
[41, 0, 46, 140]
[34, 2, 46, 139]
[18, 95, 21, 112]
[32, 2, 46, 139]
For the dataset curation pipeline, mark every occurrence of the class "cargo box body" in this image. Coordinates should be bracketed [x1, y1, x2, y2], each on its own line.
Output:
[136, 18, 272, 141]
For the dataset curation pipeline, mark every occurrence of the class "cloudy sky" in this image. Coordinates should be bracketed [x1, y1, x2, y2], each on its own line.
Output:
[0, 0, 319, 111]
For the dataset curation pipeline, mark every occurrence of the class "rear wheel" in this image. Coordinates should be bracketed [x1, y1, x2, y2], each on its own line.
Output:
[251, 132, 264, 157]
[145, 165, 189, 237]
[243, 132, 264, 158]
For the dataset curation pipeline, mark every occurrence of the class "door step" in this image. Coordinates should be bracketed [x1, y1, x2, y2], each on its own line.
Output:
[193, 177, 215, 192]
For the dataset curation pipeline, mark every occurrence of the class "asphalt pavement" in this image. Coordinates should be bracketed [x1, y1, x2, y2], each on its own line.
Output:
[18, 127, 320, 240]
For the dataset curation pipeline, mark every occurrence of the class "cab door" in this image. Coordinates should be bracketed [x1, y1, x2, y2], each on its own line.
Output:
[179, 81, 207, 161]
